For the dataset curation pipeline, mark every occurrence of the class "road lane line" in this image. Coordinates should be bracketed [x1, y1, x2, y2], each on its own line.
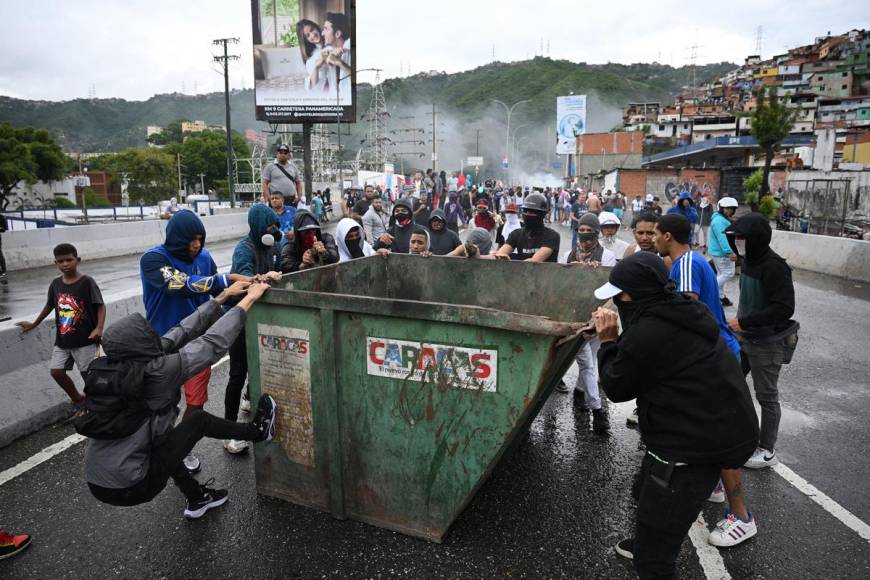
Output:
[773, 463, 870, 542]
[0, 357, 231, 487]
[0, 433, 86, 486]
[688, 514, 732, 580]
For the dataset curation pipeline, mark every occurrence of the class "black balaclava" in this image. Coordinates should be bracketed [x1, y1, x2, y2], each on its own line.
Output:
[523, 210, 545, 231]
[607, 252, 675, 329]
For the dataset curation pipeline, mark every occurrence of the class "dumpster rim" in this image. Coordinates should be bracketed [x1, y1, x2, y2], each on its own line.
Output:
[259, 287, 587, 337]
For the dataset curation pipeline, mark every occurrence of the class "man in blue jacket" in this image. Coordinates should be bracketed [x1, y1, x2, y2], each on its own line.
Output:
[667, 191, 699, 245]
[140, 210, 255, 472]
[223, 204, 283, 454]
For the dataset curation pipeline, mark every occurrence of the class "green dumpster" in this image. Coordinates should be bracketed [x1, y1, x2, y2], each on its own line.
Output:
[246, 253, 609, 542]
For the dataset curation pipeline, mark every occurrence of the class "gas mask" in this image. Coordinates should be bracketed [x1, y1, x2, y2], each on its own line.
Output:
[261, 231, 282, 246]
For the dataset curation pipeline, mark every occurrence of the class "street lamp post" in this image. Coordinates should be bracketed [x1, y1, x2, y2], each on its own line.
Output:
[490, 98, 531, 184]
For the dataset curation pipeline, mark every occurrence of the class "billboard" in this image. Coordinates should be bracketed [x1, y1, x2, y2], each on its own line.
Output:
[556, 95, 587, 155]
[251, 0, 356, 124]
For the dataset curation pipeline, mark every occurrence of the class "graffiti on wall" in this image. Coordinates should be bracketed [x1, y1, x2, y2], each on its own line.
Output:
[663, 180, 716, 203]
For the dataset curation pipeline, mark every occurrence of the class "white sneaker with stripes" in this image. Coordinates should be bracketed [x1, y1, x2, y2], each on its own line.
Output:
[708, 511, 757, 547]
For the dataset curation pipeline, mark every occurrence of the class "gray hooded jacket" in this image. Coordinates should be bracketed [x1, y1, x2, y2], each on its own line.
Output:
[85, 300, 245, 489]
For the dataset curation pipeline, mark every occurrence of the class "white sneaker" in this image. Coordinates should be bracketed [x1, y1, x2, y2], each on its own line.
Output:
[744, 447, 779, 469]
[708, 512, 757, 547]
[708, 479, 726, 503]
[626, 407, 639, 425]
[183, 453, 201, 473]
[223, 439, 249, 454]
[240, 393, 251, 414]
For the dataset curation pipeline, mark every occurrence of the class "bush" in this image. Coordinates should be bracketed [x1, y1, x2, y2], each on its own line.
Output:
[743, 168, 764, 199]
[759, 195, 778, 220]
[82, 188, 111, 208]
[54, 196, 76, 208]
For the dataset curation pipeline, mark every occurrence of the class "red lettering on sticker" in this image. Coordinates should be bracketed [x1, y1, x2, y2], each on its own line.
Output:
[418, 347, 437, 370]
[299, 340, 308, 354]
[471, 353, 491, 379]
[369, 341, 385, 365]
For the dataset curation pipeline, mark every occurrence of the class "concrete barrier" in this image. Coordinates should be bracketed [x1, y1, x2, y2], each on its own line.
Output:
[771, 230, 870, 283]
[0, 288, 145, 449]
[2, 211, 249, 271]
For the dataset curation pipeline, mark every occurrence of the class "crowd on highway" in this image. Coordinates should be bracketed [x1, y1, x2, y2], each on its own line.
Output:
[1, 143, 801, 580]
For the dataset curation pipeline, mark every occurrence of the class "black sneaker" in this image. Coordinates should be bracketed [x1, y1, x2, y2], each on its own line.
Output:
[0, 273, 8, 286]
[592, 408, 610, 432]
[252, 395, 278, 442]
[615, 538, 634, 560]
[721, 296, 733, 307]
[184, 479, 228, 519]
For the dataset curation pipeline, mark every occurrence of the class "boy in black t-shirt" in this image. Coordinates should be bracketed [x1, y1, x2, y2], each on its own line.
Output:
[16, 243, 105, 406]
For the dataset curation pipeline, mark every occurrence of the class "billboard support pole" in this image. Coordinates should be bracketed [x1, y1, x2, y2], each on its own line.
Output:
[302, 123, 313, 202]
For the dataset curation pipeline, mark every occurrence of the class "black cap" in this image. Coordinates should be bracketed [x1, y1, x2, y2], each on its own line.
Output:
[277, 144, 289, 152]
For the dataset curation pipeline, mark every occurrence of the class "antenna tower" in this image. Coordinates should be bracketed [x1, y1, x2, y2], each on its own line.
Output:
[755, 26, 764, 56]
[362, 69, 389, 170]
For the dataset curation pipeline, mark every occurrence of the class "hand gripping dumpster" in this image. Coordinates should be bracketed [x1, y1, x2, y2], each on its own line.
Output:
[245, 253, 609, 542]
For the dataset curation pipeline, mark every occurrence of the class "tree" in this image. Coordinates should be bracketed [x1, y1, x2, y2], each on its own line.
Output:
[751, 87, 795, 199]
[104, 148, 176, 204]
[0, 123, 66, 209]
[165, 130, 250, 196]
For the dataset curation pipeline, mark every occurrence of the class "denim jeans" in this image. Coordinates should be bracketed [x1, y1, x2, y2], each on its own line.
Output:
[574, 338, 601, 410]
[633, 454, 721, 580]
[742, 337, 795, 451]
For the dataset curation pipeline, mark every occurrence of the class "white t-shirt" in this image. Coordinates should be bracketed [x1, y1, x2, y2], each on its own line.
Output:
[632, 199, 644, 212]
[646, 193, 654, 203]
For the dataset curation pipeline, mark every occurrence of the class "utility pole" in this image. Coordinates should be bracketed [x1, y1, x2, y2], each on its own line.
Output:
[475, 129, 481, 156]
[431, 103, 438, 173]
[199, 173, 206, 196]
[213, 37, 240, 206]
[176, 153, 183, 200]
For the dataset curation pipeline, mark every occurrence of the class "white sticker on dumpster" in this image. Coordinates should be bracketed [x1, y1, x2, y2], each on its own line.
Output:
[366, 337, 497, 392]
[258, 324, 315, 468]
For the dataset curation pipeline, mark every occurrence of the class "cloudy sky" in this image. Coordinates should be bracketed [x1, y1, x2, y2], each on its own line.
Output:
[0, 0, 867, 101]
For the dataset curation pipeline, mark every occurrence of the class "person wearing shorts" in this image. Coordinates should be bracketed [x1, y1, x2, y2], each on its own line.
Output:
[17, 243, 105, 407]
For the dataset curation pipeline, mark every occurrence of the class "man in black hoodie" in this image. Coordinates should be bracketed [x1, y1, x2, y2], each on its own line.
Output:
[374, 197, 418, 254]
[427, 210, 462, 255]
[592, 252, 758, 578]
[281, 209, 339, 272]
[726, 213, 798, 470]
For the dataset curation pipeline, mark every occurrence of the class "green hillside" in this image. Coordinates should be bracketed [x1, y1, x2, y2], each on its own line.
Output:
[0, 57, 735, 154]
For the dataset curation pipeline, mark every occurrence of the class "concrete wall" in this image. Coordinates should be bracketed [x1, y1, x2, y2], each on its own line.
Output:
[785, 170, 870, 227]
[771, 230, 870, 283]
[2, 211, 248, 271]
[0, 288, 145, 449]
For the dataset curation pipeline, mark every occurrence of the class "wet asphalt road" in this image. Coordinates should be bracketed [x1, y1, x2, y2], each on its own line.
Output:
[2, 223, 870, 579]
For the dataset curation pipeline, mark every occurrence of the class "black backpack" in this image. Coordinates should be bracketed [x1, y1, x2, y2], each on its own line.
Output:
[74, 357, 153, 440]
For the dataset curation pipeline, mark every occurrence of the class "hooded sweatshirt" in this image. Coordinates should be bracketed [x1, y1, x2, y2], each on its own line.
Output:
[708, 211, 734, 257]
[281, 209, 339, 272]
[374, 197, 417, 253]
[597, 254, 758, 466]
[231, 204, 281, 278]
[140, 210, 229, 336]
[443, 191, 467, 232]
[427, 210, 462, 255]
[726, 213, 795, 339]
[336, 217, 375, 262]
[85, 300, 245, 491]
[667, 192, 699, 244]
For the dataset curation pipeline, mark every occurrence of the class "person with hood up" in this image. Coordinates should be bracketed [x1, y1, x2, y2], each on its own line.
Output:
[564, 213, 617, 267]
[336, 217, 387, 262]
[84, 280, 278, 519]
[598, 211, 630, 260]
[223, 205, 283, 454]
[281, 209, 339, 273]
[408, 226, 431, 255]
[726, 213, 798, 470]
[591, 252, 759, 577]
[374, 198, 418, 254]
[427, 210, 462, 255]
[709, 197, 738, 306]
[140, 210, 257, 473]
[667, 191, 699, 245]
[496, 203, 522, 246]
[443, 190, 468, 233]
[447, 227, 494, 258]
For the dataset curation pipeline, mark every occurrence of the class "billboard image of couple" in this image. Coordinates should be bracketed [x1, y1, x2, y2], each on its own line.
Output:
[252, 0, 356, 123]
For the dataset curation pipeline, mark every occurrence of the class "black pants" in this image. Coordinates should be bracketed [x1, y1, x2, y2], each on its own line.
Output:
[0, 233, 6, 274]
[633, 454, 720, 580]
[89, 410, 259, 505]
[224, 331, 248, 422]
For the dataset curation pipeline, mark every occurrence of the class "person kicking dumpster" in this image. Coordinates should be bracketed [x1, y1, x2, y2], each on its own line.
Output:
[80, 281, 278, 519]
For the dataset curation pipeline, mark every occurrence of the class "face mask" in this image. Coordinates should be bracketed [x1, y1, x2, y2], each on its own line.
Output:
[735, 239, 746, 256]
[578, 232, 597, 244]
[524, 213, 544, 229]
[395, 211, 411, 226]
[613, 295, 641, 330]
[261, 232, 280, 246]
[348, 238, 364, 258]
[301, 231, 318, 249]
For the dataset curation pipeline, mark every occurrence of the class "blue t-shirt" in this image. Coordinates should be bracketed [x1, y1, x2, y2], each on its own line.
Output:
[670, 251, 741, 357]
[276, 206, 296, 236]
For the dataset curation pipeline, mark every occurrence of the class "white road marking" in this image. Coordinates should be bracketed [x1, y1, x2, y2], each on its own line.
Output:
[688, 513, 732, 580]
[0, 433, 86, 486]
[773, 462, 870, 542]
[0, 357, 231, 487]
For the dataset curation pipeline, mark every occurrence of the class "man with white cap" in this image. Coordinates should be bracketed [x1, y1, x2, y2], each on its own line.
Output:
[590, 252, 758, 578]
[709, 197, 739, 306]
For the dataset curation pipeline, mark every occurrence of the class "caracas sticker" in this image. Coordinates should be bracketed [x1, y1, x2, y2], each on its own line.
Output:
[366, 337, 497, 392]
